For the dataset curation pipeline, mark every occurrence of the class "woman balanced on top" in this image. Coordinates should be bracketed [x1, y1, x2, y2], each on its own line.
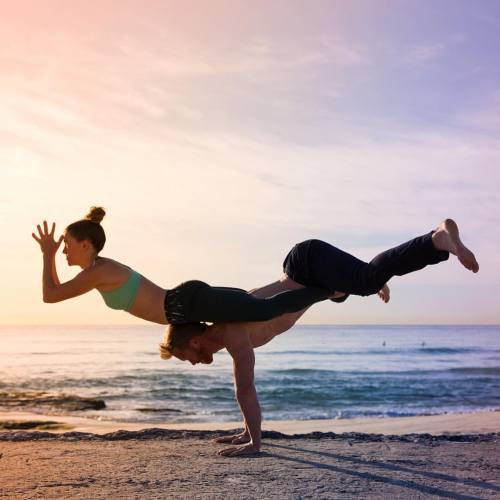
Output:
[32, 207, 479, 326]
[32, 207, 330, 325]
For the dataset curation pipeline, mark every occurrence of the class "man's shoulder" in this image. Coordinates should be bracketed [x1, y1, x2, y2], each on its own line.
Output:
[214, 323, 251, 353]
[214, 322, 248, 336]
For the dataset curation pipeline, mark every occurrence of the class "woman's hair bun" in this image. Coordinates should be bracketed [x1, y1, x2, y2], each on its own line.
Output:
[85, 206, 106, 224]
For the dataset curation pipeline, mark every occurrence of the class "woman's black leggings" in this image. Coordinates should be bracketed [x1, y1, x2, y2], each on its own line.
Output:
[283, 231, 449, 299]
[164, 281, 329, 324]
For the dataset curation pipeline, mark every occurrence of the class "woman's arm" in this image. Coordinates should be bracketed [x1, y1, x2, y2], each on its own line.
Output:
[47, 252, 61, 286]
[33, 221, 101, 303]
[42, 262, 101, 303]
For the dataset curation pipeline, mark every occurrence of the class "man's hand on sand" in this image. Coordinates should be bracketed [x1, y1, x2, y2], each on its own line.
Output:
[214, 432, 250, 445]
[218, 442, 260, 457]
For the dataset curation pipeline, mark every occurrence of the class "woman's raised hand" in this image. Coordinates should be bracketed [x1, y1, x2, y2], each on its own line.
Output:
[32, 221, 64, 255]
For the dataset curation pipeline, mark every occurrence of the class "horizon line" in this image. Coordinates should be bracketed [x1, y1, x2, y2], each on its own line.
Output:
[1, 323, 499, 328]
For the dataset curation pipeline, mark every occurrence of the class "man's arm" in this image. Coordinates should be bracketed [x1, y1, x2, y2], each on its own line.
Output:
[218, 325, 261, 457]
[214, 279, 311, 448]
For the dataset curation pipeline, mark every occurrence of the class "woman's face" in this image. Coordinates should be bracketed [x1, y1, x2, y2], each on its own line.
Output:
[62, 231, 87, 266]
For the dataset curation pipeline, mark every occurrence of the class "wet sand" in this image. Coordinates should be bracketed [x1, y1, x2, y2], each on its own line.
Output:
[2, 408, 500, 435]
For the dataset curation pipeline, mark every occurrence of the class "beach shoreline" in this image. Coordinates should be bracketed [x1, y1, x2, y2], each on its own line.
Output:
[1, 408, 499, 436]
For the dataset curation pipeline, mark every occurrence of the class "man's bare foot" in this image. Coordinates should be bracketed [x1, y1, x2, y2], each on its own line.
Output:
[214, 432, 250, 445]
[432, 219, 479, 273]
[377, 284, 390, 303]
[218, 443, 261, 457]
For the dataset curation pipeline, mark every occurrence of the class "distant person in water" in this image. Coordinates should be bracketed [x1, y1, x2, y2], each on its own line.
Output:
[32, 207, 330, 325]
[159, 218, 479, 456]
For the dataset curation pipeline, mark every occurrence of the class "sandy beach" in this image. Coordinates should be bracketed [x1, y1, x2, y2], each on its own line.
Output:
[1, 410, 499, 499]
[2, 408, 500, 435]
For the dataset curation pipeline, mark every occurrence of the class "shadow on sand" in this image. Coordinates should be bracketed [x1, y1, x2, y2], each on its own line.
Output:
[264, 442, 499, 500]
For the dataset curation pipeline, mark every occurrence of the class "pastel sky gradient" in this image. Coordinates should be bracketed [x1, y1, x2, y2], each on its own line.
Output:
[1, 0, 499, 325]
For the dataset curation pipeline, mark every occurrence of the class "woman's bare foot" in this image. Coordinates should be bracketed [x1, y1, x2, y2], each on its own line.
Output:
[378, 283, 390, 303]
[432, 219, 479, 273]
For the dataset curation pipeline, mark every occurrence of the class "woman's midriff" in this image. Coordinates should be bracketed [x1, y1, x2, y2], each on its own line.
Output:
[127, 276, 168, 325]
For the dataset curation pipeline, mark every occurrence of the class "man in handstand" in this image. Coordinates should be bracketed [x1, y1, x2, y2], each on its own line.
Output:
[159, 219, 479, 456]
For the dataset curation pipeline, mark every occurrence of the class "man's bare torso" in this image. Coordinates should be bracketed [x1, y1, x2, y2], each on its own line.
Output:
[213, 309, 308, 351]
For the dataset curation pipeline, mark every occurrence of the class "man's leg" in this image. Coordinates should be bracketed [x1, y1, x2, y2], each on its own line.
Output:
[248, 276, 303, 298]
[368, 231, 449, 289]
[306, 240, 378, 296]
[431, 219, 479, 272]
[369, 218, 478, 292]
[304, 219, 477, 298]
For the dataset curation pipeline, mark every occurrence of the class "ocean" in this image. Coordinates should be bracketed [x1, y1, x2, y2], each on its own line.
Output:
[0, 325, 499, 423]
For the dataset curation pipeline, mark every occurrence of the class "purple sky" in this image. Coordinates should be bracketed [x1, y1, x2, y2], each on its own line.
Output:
[1, 1, 499, 324]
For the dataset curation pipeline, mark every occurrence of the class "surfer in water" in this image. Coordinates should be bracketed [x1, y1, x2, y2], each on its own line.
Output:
[159, 218, 479, 456]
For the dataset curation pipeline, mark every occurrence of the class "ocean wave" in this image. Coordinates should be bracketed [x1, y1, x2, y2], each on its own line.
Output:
[4, 364, 500, 397]
[135, 407, 184, 413]
[448, 367, 500, 375]
[261, 366, 500, 377]
[3, 382, 500, 424]
[252, 406, 500, 422]
[259, 347, 485, 356]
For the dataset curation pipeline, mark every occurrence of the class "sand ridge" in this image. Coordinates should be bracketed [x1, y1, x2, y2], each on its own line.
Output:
[1, 427, 500, 444]
[2, 409, 500, 436]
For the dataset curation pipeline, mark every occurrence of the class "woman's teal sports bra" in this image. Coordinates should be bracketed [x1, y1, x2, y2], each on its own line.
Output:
[97, 270, 141, 311]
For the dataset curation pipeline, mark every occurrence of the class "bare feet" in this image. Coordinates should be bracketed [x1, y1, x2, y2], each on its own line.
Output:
[432, 219, 479, 273]
[214, 432, 250, 445]
[378, 283, 390, 303]
[218, 443, 261, 457]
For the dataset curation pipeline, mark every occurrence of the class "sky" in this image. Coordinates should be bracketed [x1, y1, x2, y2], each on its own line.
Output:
[1, 0, 499, 325]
